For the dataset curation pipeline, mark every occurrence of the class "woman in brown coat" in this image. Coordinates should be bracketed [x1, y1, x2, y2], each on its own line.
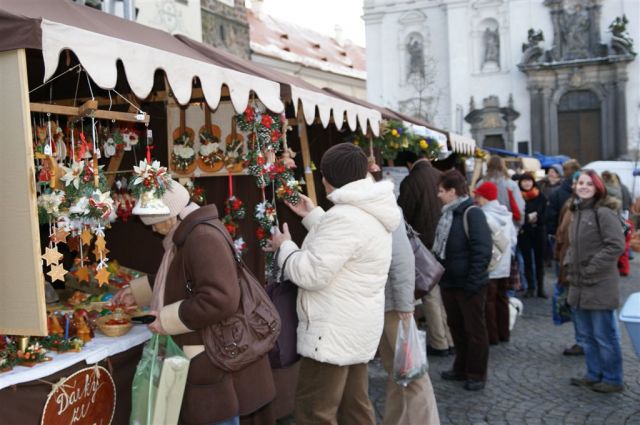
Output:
[565, 170, 625, 393]
[114, 182, 275, 425]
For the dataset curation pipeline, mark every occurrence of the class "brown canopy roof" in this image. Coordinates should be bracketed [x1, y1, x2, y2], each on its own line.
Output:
[0, 0, 284, 112]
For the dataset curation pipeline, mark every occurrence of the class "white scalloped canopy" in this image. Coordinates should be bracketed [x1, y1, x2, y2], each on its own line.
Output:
[448, 132, 477, 155]
[41, 20, 284, 114]
[291, 87, 381, 136]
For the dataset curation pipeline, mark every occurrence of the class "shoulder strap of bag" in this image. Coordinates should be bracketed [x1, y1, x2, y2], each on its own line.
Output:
[182, 220, 243, 295]
[462, 205, 477, 240]
[205, 221, 243, 264]
[275, 249, 300, 283]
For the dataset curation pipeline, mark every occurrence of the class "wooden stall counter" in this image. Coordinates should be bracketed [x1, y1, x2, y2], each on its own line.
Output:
[0, 327, 150, 424]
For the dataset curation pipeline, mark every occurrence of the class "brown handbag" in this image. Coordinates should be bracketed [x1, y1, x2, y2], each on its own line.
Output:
[188, 221, 281, 372]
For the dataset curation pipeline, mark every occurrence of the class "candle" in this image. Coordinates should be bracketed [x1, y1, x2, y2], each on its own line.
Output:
[17, 336, 29, 352]
[64, 314, 69, 340]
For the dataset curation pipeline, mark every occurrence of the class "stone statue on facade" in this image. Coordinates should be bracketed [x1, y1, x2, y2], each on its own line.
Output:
[609, 14, 636, 55]
[483, 28, 500, 66]
[522, 28, 544, 52]
[407, 35, 425, 79]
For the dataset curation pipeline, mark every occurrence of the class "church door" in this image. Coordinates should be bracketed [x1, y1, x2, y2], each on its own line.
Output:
[483, 134, 505, 149]
[557, 90, 601, 163]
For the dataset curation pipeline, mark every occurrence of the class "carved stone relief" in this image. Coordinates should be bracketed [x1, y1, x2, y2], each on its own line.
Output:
[518, 0, 635, 160]
[464, 95, 519, 149]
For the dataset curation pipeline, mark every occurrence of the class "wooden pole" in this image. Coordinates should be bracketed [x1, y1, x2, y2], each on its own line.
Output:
[296, 105, 317, 205]
[0, 49, 48, 336]
[30, 101, 150, 124]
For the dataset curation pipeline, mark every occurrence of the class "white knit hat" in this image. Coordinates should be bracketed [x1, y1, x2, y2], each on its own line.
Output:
[140, 181, 190, 225]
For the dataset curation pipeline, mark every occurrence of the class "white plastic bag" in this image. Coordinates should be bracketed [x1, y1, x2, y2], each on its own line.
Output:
[393, 319, 428, 386]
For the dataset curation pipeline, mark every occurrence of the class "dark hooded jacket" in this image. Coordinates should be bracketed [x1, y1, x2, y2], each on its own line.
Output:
[437, 198, 493, 296]
[397, 159, 442, 249]
[546, 178, 573, 235]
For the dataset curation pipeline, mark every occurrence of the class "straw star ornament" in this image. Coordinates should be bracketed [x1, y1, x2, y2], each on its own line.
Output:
[42, 246, 63, 266]
[47, 263, 67, 283]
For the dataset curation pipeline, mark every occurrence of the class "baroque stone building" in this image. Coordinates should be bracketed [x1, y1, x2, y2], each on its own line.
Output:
[364, 0, 639, 162]
[201, 0, 251, 59]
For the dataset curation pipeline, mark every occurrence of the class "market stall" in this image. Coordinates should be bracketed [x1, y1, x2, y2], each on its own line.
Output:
[0, 1, 386, 423]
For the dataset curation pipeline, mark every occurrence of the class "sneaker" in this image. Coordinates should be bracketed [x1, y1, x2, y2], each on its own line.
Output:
[570, 377, 599, 388]
[591, 382, 624, 393]
[441, 370, 466, 381]
[563, 344, 584, 356]
[464, 379, 485, 391]
[427, 346, 451, 357]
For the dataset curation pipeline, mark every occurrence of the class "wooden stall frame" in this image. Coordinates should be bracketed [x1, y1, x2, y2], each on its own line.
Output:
[296, 104, 317, 205]
[0, 49, 48, 336]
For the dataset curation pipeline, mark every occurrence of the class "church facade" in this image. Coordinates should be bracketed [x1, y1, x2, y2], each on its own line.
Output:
[363, 0, 639, 162]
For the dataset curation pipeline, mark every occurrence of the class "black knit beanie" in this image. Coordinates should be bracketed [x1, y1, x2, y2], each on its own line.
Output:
[320, 143, 368, 188]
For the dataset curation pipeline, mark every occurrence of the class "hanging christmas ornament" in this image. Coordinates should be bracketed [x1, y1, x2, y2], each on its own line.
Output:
[92, 245, 110, 260]
[94, 235, 107, 252]
[47, 263, 68, 283]
[67, 236, 80, 253]
[198, 106, 224, 172]
[171, 108, 196, 174]
[53, 227, 70, 245]
[94, 267, 111, 287]
[74, 266, 91, 284]
[225, 116, 246, 172]
[80, 228, 93, 246]
[130, 159, 173, 215]
[42, 246, 63, 266]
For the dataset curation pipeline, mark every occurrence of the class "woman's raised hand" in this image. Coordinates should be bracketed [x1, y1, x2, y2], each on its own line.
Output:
[285, 194, 315, 218]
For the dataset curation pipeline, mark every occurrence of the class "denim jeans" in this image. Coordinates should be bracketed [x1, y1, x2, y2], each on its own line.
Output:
[215, 416, 239, 425]
[571, 308, 586, 348]
[517, 250, 528, 292]
[573, 308, 624, 386]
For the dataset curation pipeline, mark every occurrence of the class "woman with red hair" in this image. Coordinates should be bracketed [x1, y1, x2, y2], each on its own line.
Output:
[565, 170, 626, 393]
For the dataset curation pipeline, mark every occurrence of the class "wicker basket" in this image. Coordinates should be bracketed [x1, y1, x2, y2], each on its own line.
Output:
[96, 313, 133, 337]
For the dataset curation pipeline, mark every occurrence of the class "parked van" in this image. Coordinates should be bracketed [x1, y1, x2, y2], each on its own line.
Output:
[583, 161, 640, 199]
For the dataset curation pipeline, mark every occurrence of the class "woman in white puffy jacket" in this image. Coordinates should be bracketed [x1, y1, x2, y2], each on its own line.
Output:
[268, 143, 401, 425]
[474, 181, 517, 344]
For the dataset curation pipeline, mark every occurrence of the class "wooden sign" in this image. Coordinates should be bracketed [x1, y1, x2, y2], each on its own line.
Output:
[41, 366, 115, 425]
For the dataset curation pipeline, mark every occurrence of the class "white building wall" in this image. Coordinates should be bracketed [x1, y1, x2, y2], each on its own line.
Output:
[365, 0, 640, 154]
[135, 0, 203, 41]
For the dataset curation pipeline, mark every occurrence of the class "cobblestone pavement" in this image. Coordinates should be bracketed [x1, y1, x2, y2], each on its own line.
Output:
[367, 258, 640, 425]
[277, 259, 640, 425]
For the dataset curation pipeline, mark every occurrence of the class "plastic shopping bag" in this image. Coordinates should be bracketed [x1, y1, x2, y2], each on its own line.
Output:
[552, 283, 572, 325]
[393, 319, 428, 386]
[130, 334, 191, 425]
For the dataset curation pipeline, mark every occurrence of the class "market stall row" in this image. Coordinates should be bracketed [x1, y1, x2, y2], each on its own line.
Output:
[0, 1, 476, 423]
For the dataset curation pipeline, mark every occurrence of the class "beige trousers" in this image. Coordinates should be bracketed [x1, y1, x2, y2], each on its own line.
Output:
[294, 357, 375, 425]
[379, 312, 441, 425]
[421, 284, 454, 350]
